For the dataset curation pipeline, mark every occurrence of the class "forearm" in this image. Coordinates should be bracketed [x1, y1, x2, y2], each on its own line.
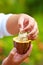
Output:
[6, 14, 20, 35]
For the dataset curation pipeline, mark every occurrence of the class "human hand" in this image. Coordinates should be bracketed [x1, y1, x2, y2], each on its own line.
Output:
[2, 44, 32, 65]
[18, 14, 39, 40]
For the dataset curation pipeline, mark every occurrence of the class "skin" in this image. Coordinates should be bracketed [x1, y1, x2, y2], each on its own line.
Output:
[6, 14, 39, 40]
[2, 14, 39, 65]
[2, 44, 32, 65]
[6, 14, 20, 35]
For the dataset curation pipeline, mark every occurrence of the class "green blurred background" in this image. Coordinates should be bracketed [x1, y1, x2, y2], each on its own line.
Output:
[0, 0, 43, 65]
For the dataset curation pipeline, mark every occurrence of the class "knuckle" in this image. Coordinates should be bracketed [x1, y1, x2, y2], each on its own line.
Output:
[10, 52, 13, 55]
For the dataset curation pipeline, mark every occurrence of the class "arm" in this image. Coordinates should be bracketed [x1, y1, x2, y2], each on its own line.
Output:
[0, 14, 20, 38]
[0, 13, 38, 39]
[6, 14, 20, 35]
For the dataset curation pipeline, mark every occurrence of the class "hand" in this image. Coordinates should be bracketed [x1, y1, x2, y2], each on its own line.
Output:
[2, 44, 32, 65]
[18, 14, 39, 40]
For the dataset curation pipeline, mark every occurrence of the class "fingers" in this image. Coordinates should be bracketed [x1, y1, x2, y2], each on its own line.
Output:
[21, 17, 35, 33]
[31, 30, 39, 40]
[23, 23, 34, 32]
[18, 14, 35, 32]
[29, 22, 38, 34]
[18, 16, 24, 29]
[27, 22, 39, 40]
[8, 48, 17, 59]
[23, 19, 29, 28]
[18, 14, 37, 35]
[18, 14, 39, 40]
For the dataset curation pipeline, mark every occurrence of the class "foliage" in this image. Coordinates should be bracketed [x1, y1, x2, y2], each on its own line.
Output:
[0, 0, 43, 65]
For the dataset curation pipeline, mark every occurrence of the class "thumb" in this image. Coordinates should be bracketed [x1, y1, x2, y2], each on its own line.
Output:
[8, 48, 17, 60]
